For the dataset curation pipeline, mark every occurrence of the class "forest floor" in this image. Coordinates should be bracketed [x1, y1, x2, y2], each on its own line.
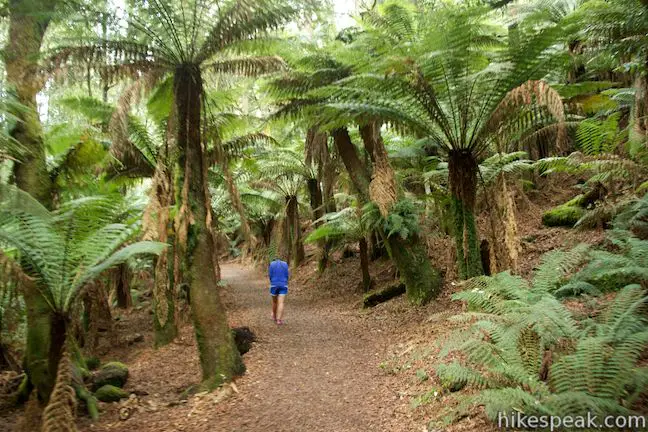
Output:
[74, 262, 431, 432]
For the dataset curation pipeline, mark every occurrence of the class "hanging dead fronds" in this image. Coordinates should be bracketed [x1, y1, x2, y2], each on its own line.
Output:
[487, 80, 567, 153]
[305, 128, 329, 168]
[0, 250, 32, 287]
[366, 123, 398, 217]
[41, 344, 77, 432]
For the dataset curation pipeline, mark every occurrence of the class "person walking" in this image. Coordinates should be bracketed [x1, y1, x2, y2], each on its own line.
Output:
[268, 256, 289, 325]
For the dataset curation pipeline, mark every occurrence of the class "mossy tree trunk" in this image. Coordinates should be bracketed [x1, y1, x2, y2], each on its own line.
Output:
[333, 126, 442, 304]
[5, 0, 63, 405]
[23, 280, 70, 405]
[146, 160, 179, 347]
[6, 0, 55, 207]
[448, 150, 484, 279]
[153, 234, 178, 348]
[173, 64, 243, 388]
[285, 195, 305, 268]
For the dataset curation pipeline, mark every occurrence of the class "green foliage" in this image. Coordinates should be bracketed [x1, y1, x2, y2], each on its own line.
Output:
[560, 230, 648, 296]
[0, 185, 165, 314]
[576, 113, 625, 156]
[306, 206, 363, 245]
[542, 199, 586, 227]
[435, 229, 648, 426]
[479, 152, 534, 186]
[362, 199, 421, 241]
[94, 385, 128, 402]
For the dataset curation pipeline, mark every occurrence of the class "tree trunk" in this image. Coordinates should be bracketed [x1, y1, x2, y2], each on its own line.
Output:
[222, 162, 255, 249]
[334, 126, 442, 304]
[6, 0, 55, 208]
[154, 234, 178, 348]
[173, 64, 243, 389]
[82, 280, 112, 355]
[23, 280, 71, 404]
[115, 264, 132, 309]
[307, 178, 324, 224]
[332, 128, 371, 201]
[448, 150, 484, 279]
[360, 122, 391, 259]
[285, 195, 305, 268]
[359, 237, 373, 292]
[6, 0, 60, 405]
[634, 74, 648, 142]
[307, 177, 331, 271]
[486, 176, 520, 274]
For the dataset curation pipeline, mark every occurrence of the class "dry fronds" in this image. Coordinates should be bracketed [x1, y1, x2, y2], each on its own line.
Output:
[41, 344, 77, 432]
[305, 128, 329, 168]
[488, 80, 567, 152]
[0, 249, 32, 287]
[366, 123, 398, 216]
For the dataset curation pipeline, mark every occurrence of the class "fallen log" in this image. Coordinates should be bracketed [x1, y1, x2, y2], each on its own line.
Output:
[363, 283, 406, 308]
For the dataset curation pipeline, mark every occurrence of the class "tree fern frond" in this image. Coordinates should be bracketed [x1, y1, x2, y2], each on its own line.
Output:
[205, 55, 287, 77]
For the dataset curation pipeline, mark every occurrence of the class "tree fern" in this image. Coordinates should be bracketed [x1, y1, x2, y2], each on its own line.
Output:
[435, 235, 648, 426]
[0, 185, 165, 314]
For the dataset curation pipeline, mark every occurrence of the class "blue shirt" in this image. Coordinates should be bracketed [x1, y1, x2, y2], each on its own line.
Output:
[268, 259, 289, 288]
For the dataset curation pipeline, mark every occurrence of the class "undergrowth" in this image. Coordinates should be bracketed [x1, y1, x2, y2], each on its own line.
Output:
[416, 226, 648, 429]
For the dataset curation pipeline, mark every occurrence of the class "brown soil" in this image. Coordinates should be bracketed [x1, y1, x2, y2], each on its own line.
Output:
[72, 261, 424, 432]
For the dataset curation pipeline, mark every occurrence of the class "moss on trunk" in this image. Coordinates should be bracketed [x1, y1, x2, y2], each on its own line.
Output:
[154, 238, 178, 348]
[388, 234, 443, 305]
[174, 64, 243, 387]
[448, 150, 484, 279]
[285, 195, 305, 268]
[334, 125, 443, 303]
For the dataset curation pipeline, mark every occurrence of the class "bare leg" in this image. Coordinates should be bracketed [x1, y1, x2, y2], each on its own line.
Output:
[271, 296, 278, 320]
[276, 295, 286, 321]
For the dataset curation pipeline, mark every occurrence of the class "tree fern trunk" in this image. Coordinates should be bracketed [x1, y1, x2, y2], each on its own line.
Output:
[6, 0, 62, 406]
[115, 264, 132, 309]
[222, 162, 255, 249]
[145, 162, 178, 347]
[334, 125, 442, 304]
[332, 128, 371, 201]
[286, 195, 305, 267]
[634, 73, 648, 142]
[173, 65, 243, 388]
[82, 280, 112, 355]
[23, 280, 58, 403]
[448, 150, 483, 279]
[154, 233, 178, 348]
[6, 0, 55, 208]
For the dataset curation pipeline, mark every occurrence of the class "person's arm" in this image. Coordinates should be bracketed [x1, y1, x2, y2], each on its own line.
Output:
[268, 263, 273, 283]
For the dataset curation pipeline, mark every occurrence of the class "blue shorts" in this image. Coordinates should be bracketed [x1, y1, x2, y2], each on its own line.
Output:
[270, 286, 288, 296]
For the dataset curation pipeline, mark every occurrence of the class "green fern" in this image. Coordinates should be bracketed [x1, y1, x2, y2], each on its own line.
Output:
[435, 235, 648, 426]
[0, 184, 165, 314]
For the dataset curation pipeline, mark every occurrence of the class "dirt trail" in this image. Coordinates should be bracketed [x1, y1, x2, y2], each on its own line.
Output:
[208, 263, 394, 432]
[74, 261, 420, 432]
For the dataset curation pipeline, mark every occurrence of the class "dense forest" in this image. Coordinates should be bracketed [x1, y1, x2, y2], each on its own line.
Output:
[1, 0, 648, 430]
